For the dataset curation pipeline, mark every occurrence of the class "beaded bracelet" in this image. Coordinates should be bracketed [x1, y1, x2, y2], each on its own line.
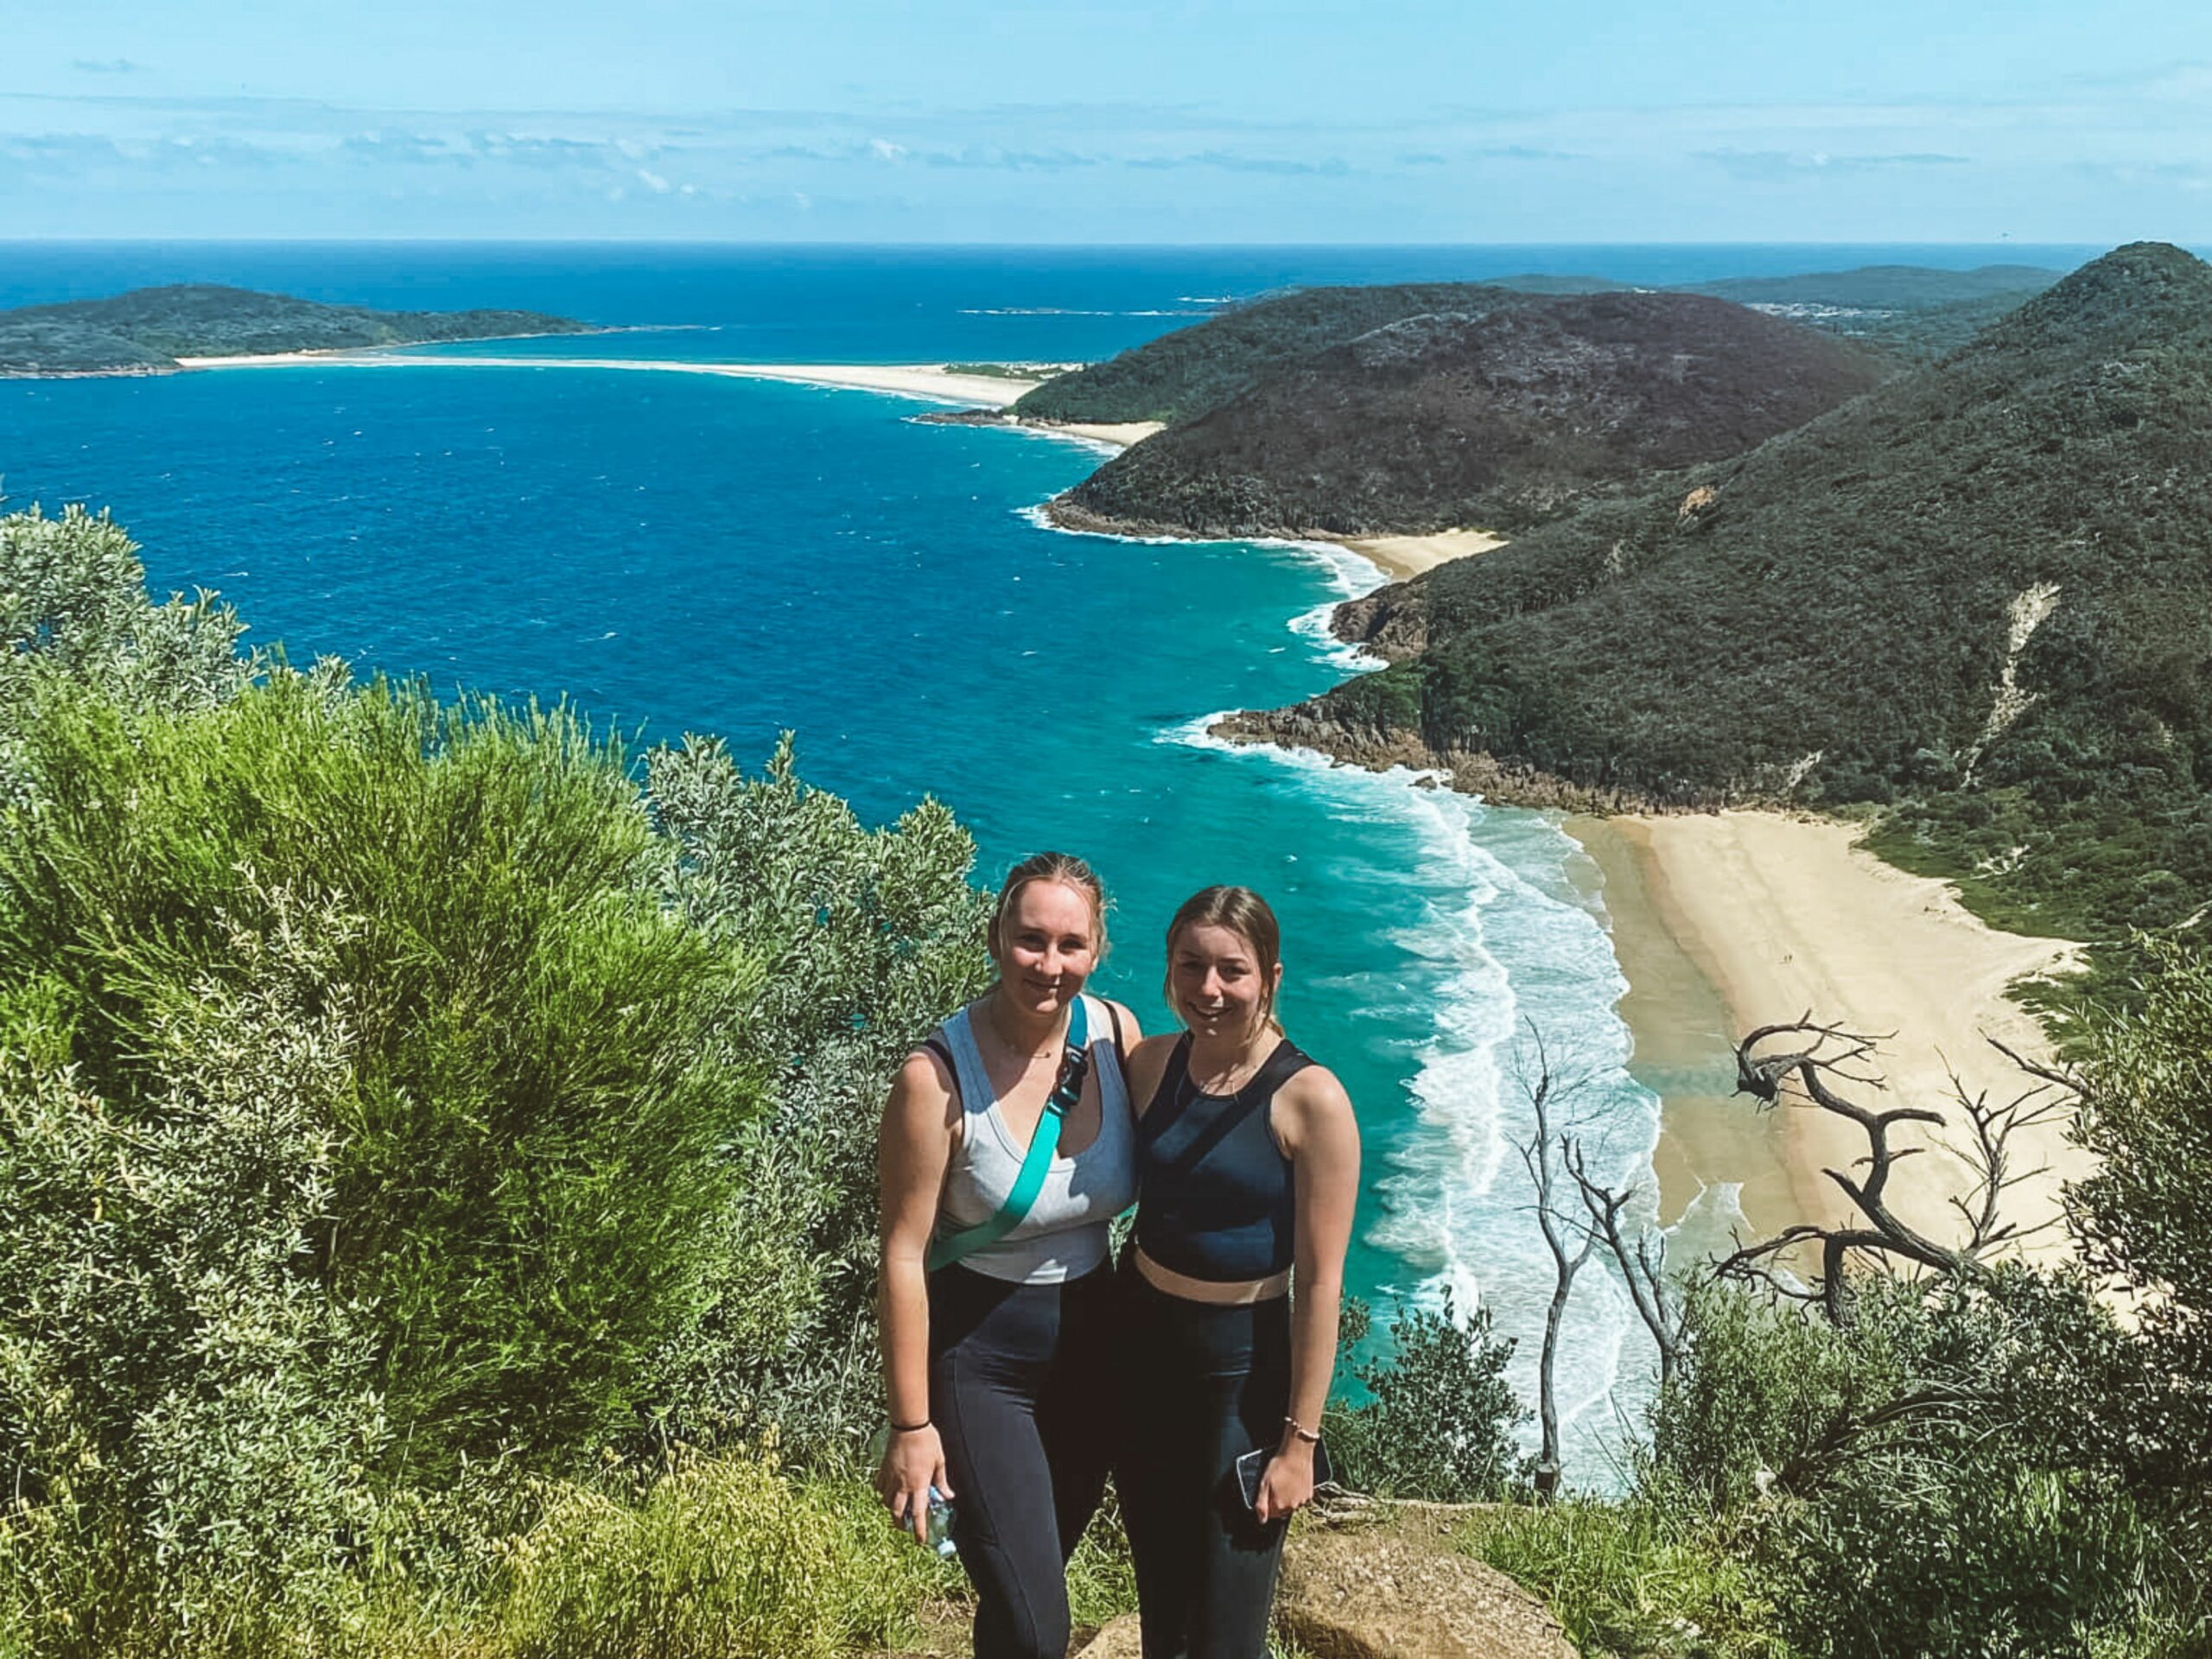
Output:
[1283, 1414, 1322, 1445]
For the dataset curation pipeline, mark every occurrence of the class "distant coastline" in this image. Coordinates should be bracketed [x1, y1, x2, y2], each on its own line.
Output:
[3, 328, 607, 380]
[0, 283, 593, 378]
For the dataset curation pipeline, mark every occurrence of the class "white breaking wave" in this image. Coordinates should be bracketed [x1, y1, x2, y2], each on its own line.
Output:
[1250, 536, 1387, 676]
[1173, 729, 1664, 1469]
[1161, 691, 1665, 1475]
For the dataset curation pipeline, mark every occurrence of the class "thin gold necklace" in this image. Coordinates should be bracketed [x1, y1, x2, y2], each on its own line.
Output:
[983, 998, 1066, 1065]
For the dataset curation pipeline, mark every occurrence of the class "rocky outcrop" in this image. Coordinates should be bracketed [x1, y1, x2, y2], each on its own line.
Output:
[1326, 582, 1431, 661]
[1211, 707, 1669, 816]
[1072, 1509, 1580, 1659]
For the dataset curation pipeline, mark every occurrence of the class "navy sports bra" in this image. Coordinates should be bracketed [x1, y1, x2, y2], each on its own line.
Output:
[1135, 1034, 1313, 1282]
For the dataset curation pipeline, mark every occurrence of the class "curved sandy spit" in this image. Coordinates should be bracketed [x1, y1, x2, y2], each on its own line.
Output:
[177, 352, 1048, 408]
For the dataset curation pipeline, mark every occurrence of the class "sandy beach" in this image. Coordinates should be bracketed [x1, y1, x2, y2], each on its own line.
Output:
[1571, 810, 2087, 1266]
[1027, 418, 1166, 448]
[175, 352, 1170, 454]
[1341, 527, 1508, 580]
[177, 352, 1054, 408]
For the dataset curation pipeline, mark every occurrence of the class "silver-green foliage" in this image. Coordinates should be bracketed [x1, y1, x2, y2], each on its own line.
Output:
[642, 735, 992, 1460]
[0, 505, 250, 801]
[0, 883, 388, 1656]
[0, 502, 1003, 1649]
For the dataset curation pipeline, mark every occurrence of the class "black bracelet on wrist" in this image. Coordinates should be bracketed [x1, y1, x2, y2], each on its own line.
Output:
[889, 1417, 931, 1434]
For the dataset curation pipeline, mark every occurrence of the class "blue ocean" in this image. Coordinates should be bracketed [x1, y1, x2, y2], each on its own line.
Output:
[0, 241, 2092, 1464]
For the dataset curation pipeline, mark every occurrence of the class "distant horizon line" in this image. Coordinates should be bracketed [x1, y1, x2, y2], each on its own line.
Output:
[0, 235, 2136, 251]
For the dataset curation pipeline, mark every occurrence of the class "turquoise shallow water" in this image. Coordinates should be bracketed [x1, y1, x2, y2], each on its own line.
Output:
[2, 244, 2066, 1461]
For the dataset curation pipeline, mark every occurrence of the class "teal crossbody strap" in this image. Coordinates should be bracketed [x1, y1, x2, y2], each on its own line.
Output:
[928, 998, 1091, 1273]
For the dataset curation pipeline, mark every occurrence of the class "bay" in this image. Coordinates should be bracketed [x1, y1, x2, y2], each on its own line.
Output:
[0, 241, 2073, 1459]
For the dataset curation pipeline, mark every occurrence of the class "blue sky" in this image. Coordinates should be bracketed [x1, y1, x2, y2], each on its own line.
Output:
[6, 1, 2210, 241]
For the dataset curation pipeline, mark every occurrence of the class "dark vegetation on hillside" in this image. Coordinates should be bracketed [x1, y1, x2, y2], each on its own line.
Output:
[0, 283, 589, 374]
[1247, 243, 2212, 1007]
[1011, 281, 1536, 425]
[1677, 269, 2063, 364]
[1825, 291, 2065, 361]
[1019, 264, 2065, 431]
[1057, 293, 1888, 538]
[1477, 273, 1641, 296]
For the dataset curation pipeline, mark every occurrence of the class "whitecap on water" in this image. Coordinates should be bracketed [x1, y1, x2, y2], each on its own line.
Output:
[1160, 702, 1667, 1485]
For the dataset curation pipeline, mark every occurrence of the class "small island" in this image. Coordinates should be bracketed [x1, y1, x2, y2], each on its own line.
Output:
[0, 283, 593, 378]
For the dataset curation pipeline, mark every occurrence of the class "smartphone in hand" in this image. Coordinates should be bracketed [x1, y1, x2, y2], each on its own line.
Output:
[1234, 1440, 1333, 1511]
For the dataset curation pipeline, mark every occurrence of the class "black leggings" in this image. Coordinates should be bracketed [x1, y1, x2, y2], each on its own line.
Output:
[1116, 1267, 1293, 1659]
[927, 1262, 1119, 1659]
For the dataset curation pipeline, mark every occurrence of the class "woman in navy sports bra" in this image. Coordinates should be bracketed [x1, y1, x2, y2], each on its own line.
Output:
[876, 852, 1141, 1659]
[1117, 886, 1361, 1659]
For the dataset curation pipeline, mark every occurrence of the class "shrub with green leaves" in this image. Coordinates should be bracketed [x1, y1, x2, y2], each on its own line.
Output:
[1650, 1273, 2168, 1659]
[1325, 1294, 1527, 1502]
[640, 734, 992, 1462]
[0, 503, 250, 804]
[0, 672, 758, 1482]
[2074, 938, 2212, 1537]
[0, 882, 389, 1656]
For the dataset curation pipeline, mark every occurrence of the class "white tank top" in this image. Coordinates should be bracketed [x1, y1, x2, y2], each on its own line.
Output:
[931, 994, 1135, 1285]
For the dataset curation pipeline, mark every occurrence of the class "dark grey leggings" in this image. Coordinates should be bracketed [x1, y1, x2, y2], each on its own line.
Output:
[1116, 1268, 1292, 1659]
[927, 1262, 1119, 1659]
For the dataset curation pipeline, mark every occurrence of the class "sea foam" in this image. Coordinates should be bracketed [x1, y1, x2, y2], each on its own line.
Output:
[1152, 526, 1671, 1474]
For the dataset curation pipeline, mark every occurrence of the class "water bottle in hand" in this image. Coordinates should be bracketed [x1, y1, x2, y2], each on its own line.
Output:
[897, 1483, 957, 1558]
[920, 1484, 957, 1559]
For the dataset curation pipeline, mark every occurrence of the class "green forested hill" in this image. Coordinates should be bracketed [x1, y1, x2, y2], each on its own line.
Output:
[1681, 263, 2063, 308]
[1055, 293, 1886, 538]
[1011, 282, 1533, 425]
[0, 283, 590, 374]
[1015, 264, 2068, 430]
[1681, 266, 2066, 362]
[1252, 242, 2212, 979]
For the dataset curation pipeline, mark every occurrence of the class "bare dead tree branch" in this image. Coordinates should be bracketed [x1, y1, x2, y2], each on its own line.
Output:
[1719, 1020, 2080, 1324]
[1512, 1023, 1599, 1497]
[1566, 1138, 1687, 1388]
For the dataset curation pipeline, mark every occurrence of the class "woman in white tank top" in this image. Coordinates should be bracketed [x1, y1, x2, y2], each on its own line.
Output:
[875, 852, 1141, 1659]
